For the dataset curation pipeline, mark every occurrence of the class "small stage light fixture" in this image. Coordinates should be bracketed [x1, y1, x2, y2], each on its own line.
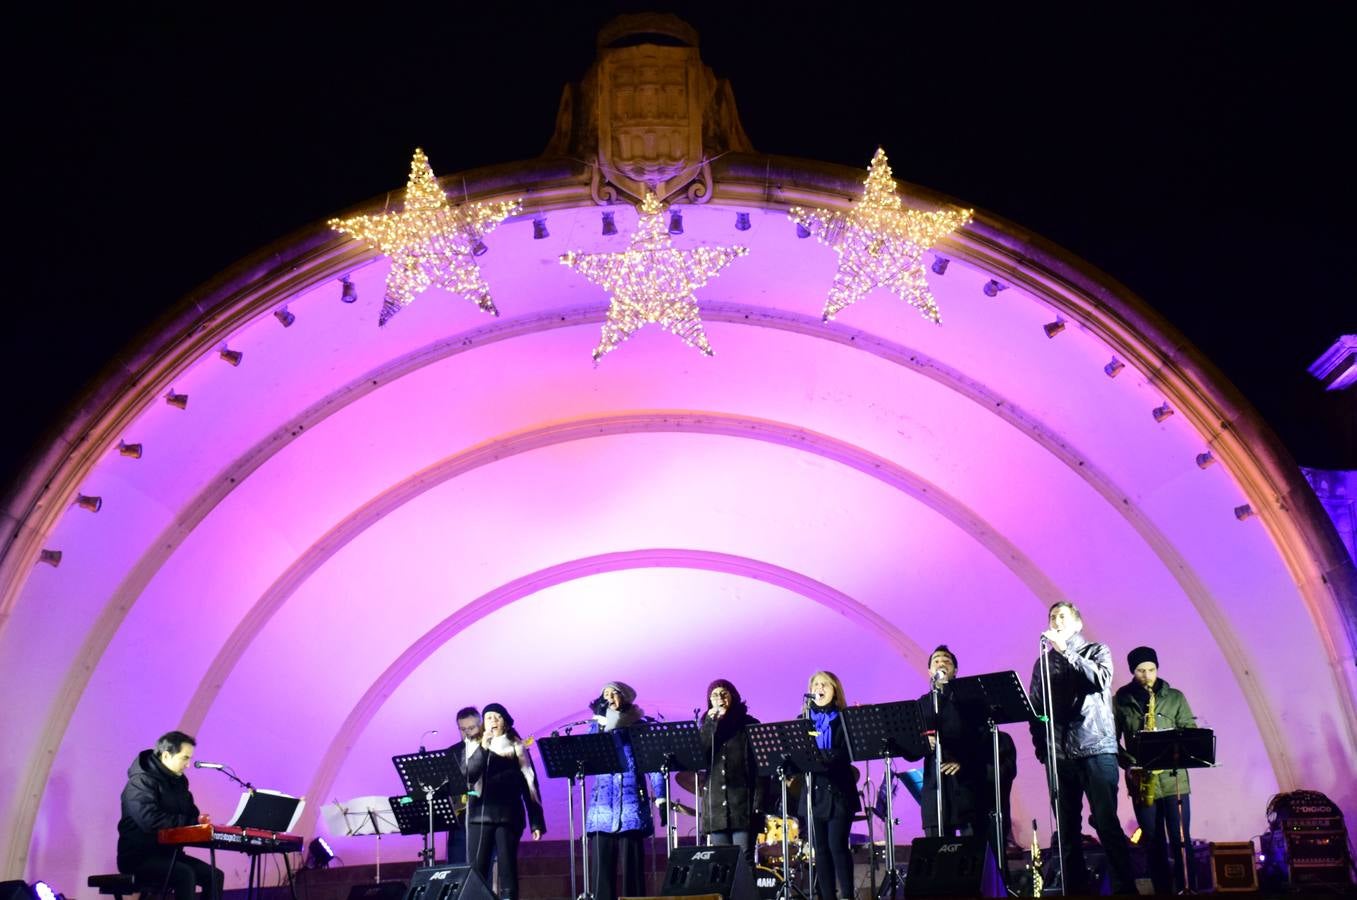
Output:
[340, 275, 358, 304]
[118, 441, 142, 459]
[306, 837, 334, 869]
[1104, 358, 1125, 378]
[165, 390, 188, 409]
[75, 494, 102, 513]
[219, 348, 243, 367]
[1196, 452, 1216, 469]
[795, 222, 811, 239]
[471, 238, 488, 257]
[38, 550, 62, 568]
[274, 307, 296, 328]
[668, 208, 684, 235]
[1152, 403, 1174, 423]
[1234, 504, 1255, 521]
[601, 211, 618, 236]
[1043, 318, 1066, 338]
[931, 256, 950, 275]
[983, 280, 1006, 297]
[533, 216, 549, 240]
[734, 212, 751, 232]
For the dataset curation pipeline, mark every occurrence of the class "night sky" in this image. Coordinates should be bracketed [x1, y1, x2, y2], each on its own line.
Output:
[8, 4, 1353, 496]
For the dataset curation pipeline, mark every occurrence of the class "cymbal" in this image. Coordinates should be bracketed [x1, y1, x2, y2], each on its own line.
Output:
[675, 771, 707, 794]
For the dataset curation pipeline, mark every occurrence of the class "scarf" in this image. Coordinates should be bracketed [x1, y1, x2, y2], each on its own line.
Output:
[808, 704, 838, 751]
[602, 703, 644, 731]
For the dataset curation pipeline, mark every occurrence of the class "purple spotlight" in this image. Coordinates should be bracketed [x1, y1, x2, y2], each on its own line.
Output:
[340, 275, 358, 304]
[734, 212, 751, 231]
[601, 211, 618, 236]
[668, 208, 684, 235]
[533, 217, 550, 240]
[471, 239, 489, 257]
[931, 256, 950, 275]
[33, 882, 57, 900]
[795, 222, 811, 239]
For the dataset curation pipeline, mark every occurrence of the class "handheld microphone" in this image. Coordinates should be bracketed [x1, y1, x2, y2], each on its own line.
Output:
[193, 762, 225, 770]
[931, 669, 946, 683]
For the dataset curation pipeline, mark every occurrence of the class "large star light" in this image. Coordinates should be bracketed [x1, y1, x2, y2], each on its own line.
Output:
[561, 194, 748, 361]
[789, 148, 972, 323]
[329, 148, 521, 326]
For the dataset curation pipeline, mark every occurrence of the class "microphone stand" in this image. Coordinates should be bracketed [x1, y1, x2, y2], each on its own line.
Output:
[1037, 636, 1067, 894]
[198, 764, 254, 792]
[930, 678, 944, 837]
[801, 699, 816, 900]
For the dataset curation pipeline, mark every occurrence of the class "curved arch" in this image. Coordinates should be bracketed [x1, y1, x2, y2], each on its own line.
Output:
[290, 548, 929, 842]
[182, 410, 1062, 733]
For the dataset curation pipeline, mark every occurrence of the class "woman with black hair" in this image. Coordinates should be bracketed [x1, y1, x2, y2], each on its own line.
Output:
[700, 678, 765, 866]
[464, 702, 545, 900]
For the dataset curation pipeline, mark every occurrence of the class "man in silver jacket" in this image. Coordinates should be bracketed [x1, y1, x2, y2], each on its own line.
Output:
[1029, 601, 1135, 895]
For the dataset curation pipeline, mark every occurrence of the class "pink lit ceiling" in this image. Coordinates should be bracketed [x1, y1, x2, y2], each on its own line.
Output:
[2, 189, 1354, 891]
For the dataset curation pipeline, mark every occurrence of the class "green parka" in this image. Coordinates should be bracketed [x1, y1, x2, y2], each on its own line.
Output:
[1113, 677, 1196, 801]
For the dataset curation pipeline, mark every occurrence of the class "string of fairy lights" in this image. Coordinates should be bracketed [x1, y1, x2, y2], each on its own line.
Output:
[329, 148, 970, 360]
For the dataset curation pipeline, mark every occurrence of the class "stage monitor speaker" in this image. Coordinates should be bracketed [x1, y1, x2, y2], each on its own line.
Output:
[904, 837, 1004, 898]
[348, 883, 409, 900]
[659, 845, 757, 900]
[0, 882, 33, 900]
[402, 866, 495, 900]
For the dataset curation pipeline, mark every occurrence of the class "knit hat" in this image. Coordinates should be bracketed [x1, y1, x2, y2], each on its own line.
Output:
[481, 702, 514, 728]
[1127, 646, 1158, 671]
[603, 681, 637, 706]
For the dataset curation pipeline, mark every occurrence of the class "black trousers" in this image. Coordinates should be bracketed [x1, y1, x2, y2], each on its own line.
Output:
[1054, 754, 1134, 894]
[467, 823, 521, 900]
[808, 813, 854, 900]
[445, 822, 467, 865]
[1134, 793, 1193, 894]
[130, 853, 223, 900]
[590, 830, 646, 900]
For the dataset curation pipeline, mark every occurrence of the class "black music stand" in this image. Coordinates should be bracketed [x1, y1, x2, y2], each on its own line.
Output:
[748, 720, 826, 900]
[393, 750, 451, 866]
[388, 794, 455, 867]
[1127, 727, 1216, 892]
[949, 670, 1037, 894]
[630, 721, 706, 850]
[842, 702, 928, 900]
[537, 732, 627, 900]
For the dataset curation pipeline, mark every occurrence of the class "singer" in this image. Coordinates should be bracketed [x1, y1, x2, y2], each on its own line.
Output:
[1028, 602, 1135, 895]
[699, 679, 767, 866]
[465, 703, 545, 900]
[800, 671, 859, 900]
[116, 731, 224, 900]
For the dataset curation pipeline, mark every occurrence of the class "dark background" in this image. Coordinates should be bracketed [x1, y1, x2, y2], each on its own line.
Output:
[7, 3, 1353, 495]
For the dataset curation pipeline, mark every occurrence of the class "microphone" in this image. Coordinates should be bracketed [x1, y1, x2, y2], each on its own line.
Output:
[931, 669, 946, 683]
[1039, 635, 1049, 651]
[803, 693, 815, 700]
[193, 762, 225, 770]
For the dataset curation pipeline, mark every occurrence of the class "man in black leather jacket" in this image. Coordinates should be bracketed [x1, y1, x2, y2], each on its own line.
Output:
[116, 731, 224, 900]
[1028, 602, 1134, 895]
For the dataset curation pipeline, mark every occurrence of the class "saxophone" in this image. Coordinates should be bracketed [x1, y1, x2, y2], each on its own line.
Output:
[1135, 690, 1159, 806]
[1029, 819, 1043, 897]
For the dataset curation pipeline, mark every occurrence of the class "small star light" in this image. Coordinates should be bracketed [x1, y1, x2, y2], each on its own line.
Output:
[328, 148, 521, 326]
[561, 193, 748, 362]
[789, 148, 972, 323]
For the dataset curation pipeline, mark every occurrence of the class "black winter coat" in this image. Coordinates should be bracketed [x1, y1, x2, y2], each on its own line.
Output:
[907, 686, 994, 828]
[797, 707, 861, 821]
[117, 750, 201, 872]
[1028, 633, 1119, 761]
[465, 742, 547, 834]
[700, 710, 768, 833]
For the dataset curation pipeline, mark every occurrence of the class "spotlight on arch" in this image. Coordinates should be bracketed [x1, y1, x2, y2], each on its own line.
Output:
[931, 256, 950, 275]
[118, 441, 142, 459]
[668, 208, 684, 235]
[1196, 451, 1216, 469]
[795, 222, 811, 239]
[1043, 318, 1066, 339]
[470, 238, 489, 257]
[219, 348, 243, 367]
[983, 279, 1006, 298]
[75, 494, 102, 513]
[1104, 357, 1125, 378]
[533, 216, 550, 240]
[166, 390, 188, 410]
[601, 211, 618, 236]
[734, 212, 751, 231]
[1234, 504, 1256, 521]
[1152, 403, 1174, 424]
[274, 306, 296, 328]
[38, 550, 62, 568]
[340, 275, 358, 304]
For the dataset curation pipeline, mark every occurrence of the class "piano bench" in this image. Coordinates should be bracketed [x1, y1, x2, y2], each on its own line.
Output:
[87, 874, 137, 899]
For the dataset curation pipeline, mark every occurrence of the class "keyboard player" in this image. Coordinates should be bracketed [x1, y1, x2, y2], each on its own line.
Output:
[117, 731, 224, 900]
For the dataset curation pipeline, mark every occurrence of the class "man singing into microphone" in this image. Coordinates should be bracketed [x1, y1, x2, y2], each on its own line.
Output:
[116, 730, 224, 900]
[1028, 602, 1135, 895]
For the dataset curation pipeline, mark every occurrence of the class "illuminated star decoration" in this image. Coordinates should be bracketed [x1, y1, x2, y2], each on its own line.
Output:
[329, 148, 521, 326]
[789, 148, 972, 323]
[561, 193, 748, 362]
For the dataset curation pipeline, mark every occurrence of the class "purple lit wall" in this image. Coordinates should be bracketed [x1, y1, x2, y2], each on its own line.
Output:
[2, 191, 1354, 892]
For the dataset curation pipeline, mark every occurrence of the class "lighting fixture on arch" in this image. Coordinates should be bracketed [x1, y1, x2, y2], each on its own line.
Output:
[788, 148, 972, 322]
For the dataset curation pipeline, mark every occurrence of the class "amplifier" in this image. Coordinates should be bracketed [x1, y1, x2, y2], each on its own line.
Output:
[1261, 828, 1354, 889]
[1205, 842, 1257, 892]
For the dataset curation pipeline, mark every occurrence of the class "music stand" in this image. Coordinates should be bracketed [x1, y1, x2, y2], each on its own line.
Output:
[748, 720, 826, 900]
[393, 750, 451, 866]
[630, 722, 706, 851]
[321, 796, 399, 883]
[1127, 727, 1216, 892]
[537, 732, 627, 900]
[388, 794, 455, 869]
[949, 670, 1038, 894]
[842, 702, 928, 900]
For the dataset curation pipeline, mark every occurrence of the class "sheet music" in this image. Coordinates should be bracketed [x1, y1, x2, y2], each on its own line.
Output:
[227, 788, 306, 832]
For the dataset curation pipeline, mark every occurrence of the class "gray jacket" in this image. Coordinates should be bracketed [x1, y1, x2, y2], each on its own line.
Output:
[1028, 632, 1118, 760]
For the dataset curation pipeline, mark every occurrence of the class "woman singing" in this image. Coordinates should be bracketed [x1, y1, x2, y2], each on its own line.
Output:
[800, 671, 860, 900]
[700, 679, 766, 866]
[465, 702, 545, 900]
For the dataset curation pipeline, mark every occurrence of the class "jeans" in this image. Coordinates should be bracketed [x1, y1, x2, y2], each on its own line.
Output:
[1054, 754, 1134, 894]
[1135, 793, 1193, 894]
